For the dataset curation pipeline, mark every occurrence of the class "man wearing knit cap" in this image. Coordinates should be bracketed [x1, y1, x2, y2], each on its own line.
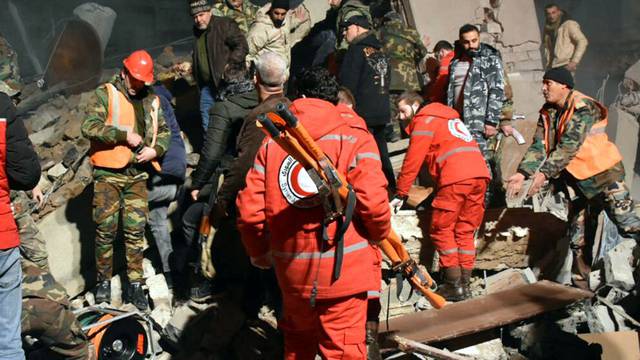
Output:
[187, 0, 248, 131]
[246, 0, 310, 69]
[507, 67, 640, 287]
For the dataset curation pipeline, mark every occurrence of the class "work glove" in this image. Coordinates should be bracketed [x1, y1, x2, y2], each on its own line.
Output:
[389, 195, 406, 214]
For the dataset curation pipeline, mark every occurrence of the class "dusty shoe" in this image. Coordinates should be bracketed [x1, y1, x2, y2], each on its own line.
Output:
[460, 268, 473, 300]
[190, 280, 212, 303]
[127, 282, 148, 311]
[95, 280, 111, 304]
[366, 321, 382, 360]
[437, 267, 464, 302]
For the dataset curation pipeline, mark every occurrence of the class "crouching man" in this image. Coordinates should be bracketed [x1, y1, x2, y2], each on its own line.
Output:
[390, 91, 490, 301]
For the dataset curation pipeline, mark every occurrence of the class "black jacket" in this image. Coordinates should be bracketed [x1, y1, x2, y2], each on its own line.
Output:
[192, 16, 249, 89]
[1, 93, 40, 190]
[339, 31, 391, 127]
[191, 87, 259, 190]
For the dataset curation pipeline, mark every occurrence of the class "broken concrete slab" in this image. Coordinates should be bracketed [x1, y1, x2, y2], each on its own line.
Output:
[454, 337, 509, 360]
[603, 239, 636, 291]
[380, 280, 592, 345]
[46, 162, 67, 179]
[485, 268, 536, 294]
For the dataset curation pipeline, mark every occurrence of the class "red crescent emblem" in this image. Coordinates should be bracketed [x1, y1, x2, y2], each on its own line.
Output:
[290, 163, 315, 197]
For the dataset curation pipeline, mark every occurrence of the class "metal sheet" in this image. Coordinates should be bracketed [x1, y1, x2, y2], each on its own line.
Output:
[381, 280, 593, 345]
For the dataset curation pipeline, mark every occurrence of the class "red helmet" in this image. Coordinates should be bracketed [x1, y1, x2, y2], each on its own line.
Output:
[123, 50, 154, 85]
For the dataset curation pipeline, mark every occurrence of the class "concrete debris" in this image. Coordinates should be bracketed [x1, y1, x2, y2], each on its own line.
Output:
[110, 275, 123, 307]
[84, 291, 95, 306]
[142, 258, 157, 279]
[485, 268, 536, 294]
[151, 303, 172, 329]
[46, 162, 67, 179]
[604, 287, 630, 304]
[454, 338, 509, 360]
[603, 239, 636, 291]
[589, 270, 602, 291]
[586, 305, 623, 333]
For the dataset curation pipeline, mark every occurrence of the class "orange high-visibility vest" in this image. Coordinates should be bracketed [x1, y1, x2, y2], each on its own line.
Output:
[541, 91, 622, 180]
[90, 83, 161, 171]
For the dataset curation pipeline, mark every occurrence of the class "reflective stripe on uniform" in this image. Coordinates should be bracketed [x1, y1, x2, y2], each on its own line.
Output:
[272, 240, 369, 260]
[367, 290, 381, 298]
[253, 163, 265, 174]
[458, 249, 476, 255]
[412, 130, 434, 137]
[106, 84, 121, 128]
[350, 152, 381, 168]
[439, 247, 458, 255]
[436, 146, 481, 164]
[319, 134, 357, 143]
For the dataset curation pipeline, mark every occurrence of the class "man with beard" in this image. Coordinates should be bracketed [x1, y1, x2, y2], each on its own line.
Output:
[507, 68, 640, 286]
[447, 24, 505, 206]
[246, 0, 311, 70]
[543, 3, 588, 73]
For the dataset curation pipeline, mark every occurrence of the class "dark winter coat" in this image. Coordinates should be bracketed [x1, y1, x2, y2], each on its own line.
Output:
[2, 93, 40, 190]
[339, 31, 391, 127]
[153, 85, 186, 182]
[191, 86, 259, 189]
[192, 16, 249, 89]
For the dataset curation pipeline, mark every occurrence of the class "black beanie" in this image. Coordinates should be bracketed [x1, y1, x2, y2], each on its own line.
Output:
[189, 0, 211, 16]
[271, 0, 290, 11]
[543, 67, 574, 89]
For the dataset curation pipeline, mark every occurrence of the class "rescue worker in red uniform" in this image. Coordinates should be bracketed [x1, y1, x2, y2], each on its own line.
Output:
[390, 91, 490, 301]
[237, 68, 391, 359]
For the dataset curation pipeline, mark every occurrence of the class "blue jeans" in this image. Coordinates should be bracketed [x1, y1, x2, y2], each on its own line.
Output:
[0, 247, 24, 360]
[148, 177, 178, 274]
[199, 85, 216, 132]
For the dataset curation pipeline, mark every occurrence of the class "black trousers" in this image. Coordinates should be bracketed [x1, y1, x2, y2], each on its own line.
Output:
[368, 124, 396, 195]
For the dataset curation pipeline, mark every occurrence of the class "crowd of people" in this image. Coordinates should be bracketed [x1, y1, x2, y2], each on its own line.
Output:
[0, 1, 638, 359]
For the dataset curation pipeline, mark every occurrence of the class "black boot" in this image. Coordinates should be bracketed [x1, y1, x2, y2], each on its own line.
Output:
[460, 268, 473, 300]
[127, 282, 149, 311]
[189, 273, 212, 303]
[436, 267, 464, 302]
[366, 321, 382, 360]
[95, 280, 111, 304]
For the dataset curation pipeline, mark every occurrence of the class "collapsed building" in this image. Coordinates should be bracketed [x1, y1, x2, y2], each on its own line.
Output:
[3, 0, 640, 359]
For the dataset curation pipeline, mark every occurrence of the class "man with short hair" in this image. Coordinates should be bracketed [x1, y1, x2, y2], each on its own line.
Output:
[246, 0, 311, 70]
[543, 4, 588, 72]
[237, 66, 390, 359]
[447, 24, 505, 205]
[426, 40, 454, 104]
[189, 0, 248, 131]
[339, 15, 396, 193]
[213, 0, 260, 34]
[507, 67, 640, 285]
[329, 0, 372, 51]
[82, 50, 171, 311]
[391, 92, 489, 300]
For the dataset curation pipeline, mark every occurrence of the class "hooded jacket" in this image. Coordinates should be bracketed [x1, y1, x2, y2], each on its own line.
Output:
[396, 102, 490, 197]
[191, 86, 259, 189]
[446, 43, 505, 132]
[237, 98, 390, 299]
[339, 31, 391, 127]
[246, 4, 311, 67]
[192, 16, 249, 89]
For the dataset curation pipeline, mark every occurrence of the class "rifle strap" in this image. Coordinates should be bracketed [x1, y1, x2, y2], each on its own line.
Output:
[329, 185, 356, 282]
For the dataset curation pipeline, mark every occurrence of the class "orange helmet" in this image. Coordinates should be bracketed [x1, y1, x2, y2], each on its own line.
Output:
[123, 50, 154, 85]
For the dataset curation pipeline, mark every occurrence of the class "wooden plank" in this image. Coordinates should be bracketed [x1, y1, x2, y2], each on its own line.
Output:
[380, 280, 592, 345]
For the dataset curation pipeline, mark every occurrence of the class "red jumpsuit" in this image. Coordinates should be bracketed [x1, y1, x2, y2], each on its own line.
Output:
[396, 103, 490, 269]
[426, 51, 455, 104]
[237, 98, 391, 359]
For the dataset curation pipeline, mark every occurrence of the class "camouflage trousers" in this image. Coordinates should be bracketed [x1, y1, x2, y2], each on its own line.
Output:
[567, 180, 640, 277]
[22, 298, 89, 360]
[93, 178, 148, 282]
[16, 213, 50, 272]
[472, 131, 497, 206]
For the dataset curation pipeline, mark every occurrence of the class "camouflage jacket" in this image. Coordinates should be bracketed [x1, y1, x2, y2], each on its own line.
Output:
[336, 0, 371, 50]
[10, 190, 32, 219]
[22, 259, 69, 306]
[212, 1, 260, 34]
[518, 93, 624, 199]
[446, 43, 505, 133]
[81, 76, 171, 180]
[378, 19, 427, 92]
[0, 35, 21, 87]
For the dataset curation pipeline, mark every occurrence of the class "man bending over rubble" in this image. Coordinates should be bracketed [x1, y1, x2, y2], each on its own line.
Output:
[391, 91, 490, 301]
[507, 67, 640, 286]
[82, 50, 170, 311]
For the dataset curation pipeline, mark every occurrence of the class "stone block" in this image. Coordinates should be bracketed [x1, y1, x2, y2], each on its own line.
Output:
[147, 274, 171, 305]
[151, 303, 172, 329]
[455, 338, 509, 360]
[46, 162, 67, 179]
[111, 275, 123, 307]
[27, 108, 61, 132]
[589, 270, 602, 291]
[29, 126, 63, 147]
[603, 239, 636, 291]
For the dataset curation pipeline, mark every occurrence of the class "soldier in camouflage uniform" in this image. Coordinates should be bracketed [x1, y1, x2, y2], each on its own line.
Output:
[330, 0, 372, 51]
[21, 259, 91, 360]
[82, 51, 170, 311]
[378, 11, 427, 141]
[212, 0, 260, 34]
[11, 190, 50, 271]
[447, 24, 505, 206]
[507, 67, 640, 284]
